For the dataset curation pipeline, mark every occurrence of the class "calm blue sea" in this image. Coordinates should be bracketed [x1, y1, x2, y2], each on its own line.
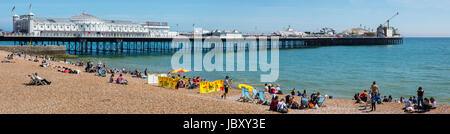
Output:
[1, 37, 449, 104]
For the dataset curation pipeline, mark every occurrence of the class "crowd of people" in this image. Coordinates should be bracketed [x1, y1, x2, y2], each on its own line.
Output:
[268, 89, 327, 113]
[250, 83, 327, 113]
[353, 81, 438, 113]
[168, 74, 203, 90]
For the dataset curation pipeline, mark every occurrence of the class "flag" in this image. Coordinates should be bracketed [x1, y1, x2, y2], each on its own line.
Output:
[11, 6, 15, 12]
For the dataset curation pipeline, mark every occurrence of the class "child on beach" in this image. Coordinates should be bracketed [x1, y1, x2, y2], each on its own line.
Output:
[110, 74, 115, 83]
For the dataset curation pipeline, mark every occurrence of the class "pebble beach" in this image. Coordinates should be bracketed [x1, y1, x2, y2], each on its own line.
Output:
[0, 50, 448, 114]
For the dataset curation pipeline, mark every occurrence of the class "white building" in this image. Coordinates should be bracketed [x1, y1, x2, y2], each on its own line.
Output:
[12, 12, 177, 37]
[276, 27, 305, 37]
[211, 29, 242, 38]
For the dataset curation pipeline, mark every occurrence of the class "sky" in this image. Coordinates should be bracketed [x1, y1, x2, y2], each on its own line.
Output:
[1, 0, 450, 37]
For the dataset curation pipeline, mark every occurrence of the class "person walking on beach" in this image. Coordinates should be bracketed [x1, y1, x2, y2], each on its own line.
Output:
[221, 76, 231, 99]
[417, 87, 424, 107]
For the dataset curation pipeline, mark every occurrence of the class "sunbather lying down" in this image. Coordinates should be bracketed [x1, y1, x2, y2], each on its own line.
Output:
[1, 60, 15, 63]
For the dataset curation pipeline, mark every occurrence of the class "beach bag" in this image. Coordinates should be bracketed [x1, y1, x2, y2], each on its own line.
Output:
[309, 102, 314, 108]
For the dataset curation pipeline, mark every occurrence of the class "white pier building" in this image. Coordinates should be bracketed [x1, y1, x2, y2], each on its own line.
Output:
[12, 12, 177, 38]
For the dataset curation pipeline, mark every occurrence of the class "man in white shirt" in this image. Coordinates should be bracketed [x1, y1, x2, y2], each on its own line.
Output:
[33, 73, 51, 85]
[277, 98, 288, 113]
[275, 85, 281, 94]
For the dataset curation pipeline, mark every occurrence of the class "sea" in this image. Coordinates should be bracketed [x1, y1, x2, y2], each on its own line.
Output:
[1, 37, 449, 104]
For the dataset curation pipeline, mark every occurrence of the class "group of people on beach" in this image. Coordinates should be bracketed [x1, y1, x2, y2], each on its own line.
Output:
[268, 88, 327, 113]
[354, 81, 438, 113]
[168, 74, 204, 90]
[4, 52, 53, 86]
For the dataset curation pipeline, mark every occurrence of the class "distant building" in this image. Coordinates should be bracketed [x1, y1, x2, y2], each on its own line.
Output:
[377, 24, 399, 37]
[211, 29, 242, 38]
[319, 27, 336, 35]
[341, 27, 370, 36]
[12, 12, 177, 37]
[276, 27, 305, 37]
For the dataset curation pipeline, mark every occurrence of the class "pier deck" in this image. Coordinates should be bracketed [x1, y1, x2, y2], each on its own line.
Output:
[0, 36, 403, 55]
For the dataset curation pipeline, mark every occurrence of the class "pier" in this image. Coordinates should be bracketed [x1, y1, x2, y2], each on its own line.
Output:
[0, 36, 403, 55]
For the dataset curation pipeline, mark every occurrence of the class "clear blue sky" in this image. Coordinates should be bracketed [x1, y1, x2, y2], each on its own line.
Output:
[1, 0, 450, 36]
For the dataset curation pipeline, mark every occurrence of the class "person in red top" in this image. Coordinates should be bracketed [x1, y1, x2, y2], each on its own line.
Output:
[194, 76, 200, 88]
[269, 96, 279, 111]
[360, 90, 368, 102]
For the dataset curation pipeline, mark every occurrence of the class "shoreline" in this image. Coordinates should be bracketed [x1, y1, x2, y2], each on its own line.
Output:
[0, 50, 449, 114]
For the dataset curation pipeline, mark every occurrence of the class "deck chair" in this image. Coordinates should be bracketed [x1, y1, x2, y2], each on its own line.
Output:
[29, 75, 45, 85]
[241, 87, 246, 97]
[243, 87, 254, 102]
[317, 97, 326, 107]
[98, 69, 106, 77]
[258, 91, 268, 104]
[252, 88, 258, 99]
[301, 97, 309, 109]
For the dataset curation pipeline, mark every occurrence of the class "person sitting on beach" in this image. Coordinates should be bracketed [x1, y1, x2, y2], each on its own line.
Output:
[403, 98, 414, 112]
[194, 76, 200, 88]
[33, 73, 51, 85]
[383, 96, 389, 102]
[310, 92, 317, 104]
[376, 93, 382, 104]
[264, 84, 269, 93]
[302, 90, 307, 98]
[354, 93, 361, 103]
[109, 74, 115, 83]
[388, 95, 393, 102]
[291, 88, 296, 96]
[312, 92, 323, 105]
[137, 72, 142, 78]
[400, 97, 405, 103]
[186, 78, 193, 89]
[285, 95, 291, 106]
[360, 90, 368, 102]
[297, 91, 302, 96]
[277, 98, 288, 113]
[269, 85, 276, 99]
[430, 97, 437, 109]
[421, 98, 432, 111]
[116, 74, 127, 85]
[275, 85, 282, 94]
[269, 96, 279, 111]
[289, 96, 299, 109]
